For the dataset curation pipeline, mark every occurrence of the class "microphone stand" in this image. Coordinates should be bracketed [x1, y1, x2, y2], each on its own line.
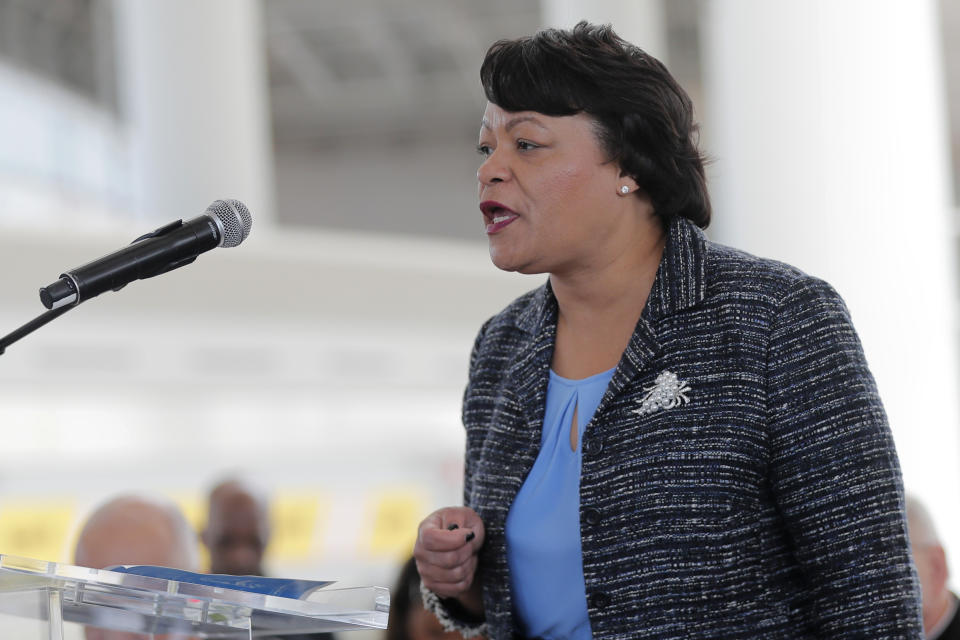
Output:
[1, 225, 187, 357]
[0, 305, 75, 356]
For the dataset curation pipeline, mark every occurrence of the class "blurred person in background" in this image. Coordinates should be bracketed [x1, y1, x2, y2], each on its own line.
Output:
[414, 21, 921, 639]
[202, 477, 270, 576]
[74, 494, 200, 640]
[75, 494, 199, 572]
[907, 495, 960, 639]
[202, 477, 334, 640]
[388, 555, 475, 640]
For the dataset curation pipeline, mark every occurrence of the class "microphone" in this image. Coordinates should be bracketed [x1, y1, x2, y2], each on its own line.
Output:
[39, 199, 253, 310]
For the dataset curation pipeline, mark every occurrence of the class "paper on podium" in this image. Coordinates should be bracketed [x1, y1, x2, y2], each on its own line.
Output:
[0, 554, 389, 638]
[108, 565, 335, 598]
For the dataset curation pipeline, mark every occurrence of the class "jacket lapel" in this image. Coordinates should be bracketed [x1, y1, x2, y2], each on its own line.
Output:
[508, 281, 557, 447]
[501, 218, 709, 447]
[594, 217, 708, 415]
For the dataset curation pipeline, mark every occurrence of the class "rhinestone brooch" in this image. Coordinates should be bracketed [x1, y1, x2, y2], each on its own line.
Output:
[632, 370, 691, 416]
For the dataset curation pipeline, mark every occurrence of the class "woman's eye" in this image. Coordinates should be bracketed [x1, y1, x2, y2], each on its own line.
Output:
[517, 139, 540, 151]
[476, 144, 492, 157]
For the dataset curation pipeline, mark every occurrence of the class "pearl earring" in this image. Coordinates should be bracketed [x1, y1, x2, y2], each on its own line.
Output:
[620, 186, 630, 195]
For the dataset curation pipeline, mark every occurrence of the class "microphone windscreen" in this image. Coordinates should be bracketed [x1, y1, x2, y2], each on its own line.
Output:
[207, 199, 253, 248]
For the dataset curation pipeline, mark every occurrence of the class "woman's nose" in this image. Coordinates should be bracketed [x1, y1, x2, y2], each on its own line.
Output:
[477, 150, 509, 185]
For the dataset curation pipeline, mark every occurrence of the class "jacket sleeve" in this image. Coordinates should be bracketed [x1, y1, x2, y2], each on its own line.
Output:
[420, 320, 492, 638]
[765, 277, 923, 638]
[462, 317, 492, 507]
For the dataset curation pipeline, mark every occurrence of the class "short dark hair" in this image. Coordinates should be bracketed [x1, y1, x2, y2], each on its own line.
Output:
[480, 21, 711, 228]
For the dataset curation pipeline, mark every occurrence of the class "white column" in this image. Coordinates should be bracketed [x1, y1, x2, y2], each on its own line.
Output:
[541, 0, 667, 64]
[703, 0, 960, 563]
[114, 0, 275, 224]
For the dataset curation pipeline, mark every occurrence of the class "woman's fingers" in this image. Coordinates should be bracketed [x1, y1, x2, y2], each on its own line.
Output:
[417, 507, 484, 552]
[418, 555, 478, 597]
[419, 523, 481, 553]
[414, 507, 485, 598]
[417, 541, 475, 569]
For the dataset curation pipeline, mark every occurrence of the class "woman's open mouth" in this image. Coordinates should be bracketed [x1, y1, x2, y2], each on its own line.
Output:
[480, 201, 519, 234]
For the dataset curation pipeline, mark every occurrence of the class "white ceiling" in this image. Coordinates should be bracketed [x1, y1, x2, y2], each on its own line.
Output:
[263, 0, 541, 147]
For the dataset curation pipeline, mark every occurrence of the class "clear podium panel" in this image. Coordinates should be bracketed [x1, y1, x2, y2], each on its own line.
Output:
[0, 554, 390, 639]
[0, 587, 59, 640]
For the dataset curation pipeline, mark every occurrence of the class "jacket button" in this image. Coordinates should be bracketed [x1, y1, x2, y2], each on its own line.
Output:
[583, 508, 602, 526]
[589, 591, 611, 609]
[583, 438, 603, 455]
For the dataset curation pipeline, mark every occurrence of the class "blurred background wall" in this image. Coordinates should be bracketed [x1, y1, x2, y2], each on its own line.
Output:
[1, 0, 959, 617]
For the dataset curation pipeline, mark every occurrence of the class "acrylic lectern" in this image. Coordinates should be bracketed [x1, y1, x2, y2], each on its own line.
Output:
[0, 554, 389, 638]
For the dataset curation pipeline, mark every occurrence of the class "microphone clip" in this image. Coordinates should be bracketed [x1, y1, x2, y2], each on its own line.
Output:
[131, 218, 184, 244]
[114, 219, 197, 291]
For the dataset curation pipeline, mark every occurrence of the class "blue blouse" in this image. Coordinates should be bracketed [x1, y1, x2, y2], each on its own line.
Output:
[505, 366, 616, 640]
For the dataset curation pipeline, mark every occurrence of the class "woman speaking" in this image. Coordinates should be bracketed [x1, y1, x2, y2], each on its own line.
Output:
[413, 21, 922, 640]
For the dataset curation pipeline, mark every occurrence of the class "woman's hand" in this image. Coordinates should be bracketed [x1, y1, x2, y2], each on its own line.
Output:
[414, 506, 486, 613]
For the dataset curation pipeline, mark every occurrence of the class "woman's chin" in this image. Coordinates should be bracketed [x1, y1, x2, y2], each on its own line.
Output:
[488, 246, 516, 272]
[488, 247, 530, 274]
[490, 256, 546, 277]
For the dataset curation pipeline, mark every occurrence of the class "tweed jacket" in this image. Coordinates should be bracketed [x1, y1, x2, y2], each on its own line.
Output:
[449, 217, 922, 639]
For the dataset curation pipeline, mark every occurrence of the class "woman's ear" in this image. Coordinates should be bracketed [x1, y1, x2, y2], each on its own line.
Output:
[617, 174, 640, 196]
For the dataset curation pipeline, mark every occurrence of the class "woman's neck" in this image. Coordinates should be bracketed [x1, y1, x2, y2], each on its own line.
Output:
[551, 217, 666, 324]
[549, 215, 666, 379]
